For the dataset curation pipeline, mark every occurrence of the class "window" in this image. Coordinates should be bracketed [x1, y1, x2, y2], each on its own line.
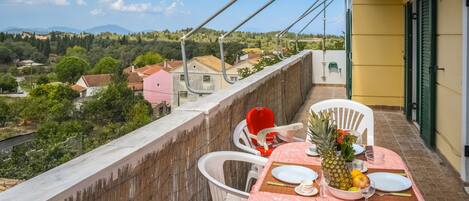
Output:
[230, 76, 238, 82]
[179, 91, 188, 98]
[180, 74, 185, 81]
[203, 75, 211, 83]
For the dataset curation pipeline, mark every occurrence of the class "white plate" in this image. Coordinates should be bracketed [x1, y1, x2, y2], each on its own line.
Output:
[272, 165, 318, 184]
[353, 144, 365, 155]
[294, 186, 319, 196]
[368, 172, 412, 192]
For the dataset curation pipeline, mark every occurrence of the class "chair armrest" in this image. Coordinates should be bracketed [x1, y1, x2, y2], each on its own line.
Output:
[256, 123, 304, 150]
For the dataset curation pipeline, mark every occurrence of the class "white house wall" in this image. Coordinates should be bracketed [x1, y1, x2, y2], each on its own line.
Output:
[312, 50, 347, 85]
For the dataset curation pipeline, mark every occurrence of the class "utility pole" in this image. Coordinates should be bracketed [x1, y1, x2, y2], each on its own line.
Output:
[321, 0, 327, 81]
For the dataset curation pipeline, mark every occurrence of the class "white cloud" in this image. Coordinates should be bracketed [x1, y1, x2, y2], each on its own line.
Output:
[90, 8, 105, 16]
[110, 0, 151, 12]
[100, 0, 185, 15]
[11, 0, 70, 6]
[76, 0, 86, 6]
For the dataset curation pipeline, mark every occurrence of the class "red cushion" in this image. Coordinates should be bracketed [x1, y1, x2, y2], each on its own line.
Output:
[256, 146, 275, 157]
[246, 107, 276, 146]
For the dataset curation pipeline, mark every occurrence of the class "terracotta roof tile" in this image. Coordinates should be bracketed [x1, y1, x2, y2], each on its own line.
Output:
[142, 65, 163, 76]
[193, 55, 232, 72]
[82, 74, 112, 87]
[71, 84, 86, 92]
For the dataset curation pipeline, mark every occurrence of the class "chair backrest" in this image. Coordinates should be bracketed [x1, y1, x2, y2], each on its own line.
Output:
[198, 151, 268, 201]
[309, 99, 374, 145]
[233, 120, 261, 156]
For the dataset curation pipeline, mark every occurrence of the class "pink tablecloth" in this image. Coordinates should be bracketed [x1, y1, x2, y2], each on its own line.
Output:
[248, 142, 425, 201]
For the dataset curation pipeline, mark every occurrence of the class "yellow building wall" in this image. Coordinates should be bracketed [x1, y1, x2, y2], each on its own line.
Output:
[435, 0, 463, 173]
[351, 0, 404, 107]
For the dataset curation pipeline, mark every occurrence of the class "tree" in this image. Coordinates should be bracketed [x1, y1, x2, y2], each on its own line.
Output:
[0, 99, 11, 127]
[65, 46, 87, 60]
[133, 51, 165, 67]
[0, 46, 12, 63]
[36, 75, 50, 85]
[90, 56, 121, 74]
[31, 51, 47, 63]
[30, 83, 79, 101]
[54, 56, 90, 83]
[0, 73, 18, 93]
[20, 97, 75, 122]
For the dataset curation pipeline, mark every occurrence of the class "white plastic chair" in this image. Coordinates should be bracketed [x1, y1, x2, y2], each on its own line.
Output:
[233, 120, 304, 156]
[198, 151, 268, 201]
[232, 120, 303, 191]
[308, 99, 374, 145]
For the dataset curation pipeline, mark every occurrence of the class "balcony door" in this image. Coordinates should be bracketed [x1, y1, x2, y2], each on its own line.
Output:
[404, 0, 437, 148]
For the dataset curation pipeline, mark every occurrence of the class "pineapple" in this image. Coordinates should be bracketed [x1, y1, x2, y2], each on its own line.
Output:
[308, 112, 352, 190]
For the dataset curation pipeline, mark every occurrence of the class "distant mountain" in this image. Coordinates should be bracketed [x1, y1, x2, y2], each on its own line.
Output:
[2, 27, 48, 34]
[84, 25, 133, 35]
[1, 25, 133, 35]
[48, 26, 81, 34]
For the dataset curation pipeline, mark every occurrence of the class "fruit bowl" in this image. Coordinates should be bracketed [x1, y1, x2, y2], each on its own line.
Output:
[327, 185, 363, 200]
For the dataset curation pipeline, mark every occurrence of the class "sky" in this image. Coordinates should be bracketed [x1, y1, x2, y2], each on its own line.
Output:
[0, 0, 346, 34]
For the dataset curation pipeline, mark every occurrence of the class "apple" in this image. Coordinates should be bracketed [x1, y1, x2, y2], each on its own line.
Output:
[352, 174, 370, 188]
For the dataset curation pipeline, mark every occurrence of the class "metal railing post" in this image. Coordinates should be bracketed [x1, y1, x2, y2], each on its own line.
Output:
[219, 0, 276, 84]
[275, 0, 325, 59]
[180, 0, 239, 94]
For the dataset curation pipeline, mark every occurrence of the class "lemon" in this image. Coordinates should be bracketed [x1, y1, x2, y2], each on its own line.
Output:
[351, 169, 363, 178]
[348, 187, 359, 192]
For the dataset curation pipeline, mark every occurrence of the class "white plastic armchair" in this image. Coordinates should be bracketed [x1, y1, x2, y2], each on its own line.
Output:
[256, 123, 304, 151]
[233, 120, 304, 156]
[309, 99, 374, 145]
[232, 120, 303, 191]
[198, 151, 268, 201]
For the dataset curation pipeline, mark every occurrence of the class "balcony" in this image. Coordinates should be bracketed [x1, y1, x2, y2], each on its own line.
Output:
[1, 50, 467, 201]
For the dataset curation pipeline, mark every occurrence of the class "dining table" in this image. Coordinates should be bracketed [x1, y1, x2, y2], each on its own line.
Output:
[247, 142, 425, 201]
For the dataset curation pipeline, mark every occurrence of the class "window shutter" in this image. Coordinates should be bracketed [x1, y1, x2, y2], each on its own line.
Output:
[419, 0, 436, 148]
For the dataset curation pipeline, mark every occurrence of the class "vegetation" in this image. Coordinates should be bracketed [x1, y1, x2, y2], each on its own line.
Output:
[238, 56, 282, 78]
[0, 73, 18, 93]
[90, 56, 121, 74]
[133, 51, 165, 67]
[0, 76, 152, 179]
[54, 56, 90, 83]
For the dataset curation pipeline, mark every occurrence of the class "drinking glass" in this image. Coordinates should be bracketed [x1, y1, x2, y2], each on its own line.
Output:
[319, 171, 330, 201]
[365, 150, 385, 165]
[360, 181, 376, 201]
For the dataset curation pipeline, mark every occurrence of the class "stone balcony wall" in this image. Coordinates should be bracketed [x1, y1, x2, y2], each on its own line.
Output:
[0, 51, 313, 201]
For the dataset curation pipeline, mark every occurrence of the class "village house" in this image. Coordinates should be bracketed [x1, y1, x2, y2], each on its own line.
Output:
[170, 55, 238, 108]
[72, 73, 143, 97]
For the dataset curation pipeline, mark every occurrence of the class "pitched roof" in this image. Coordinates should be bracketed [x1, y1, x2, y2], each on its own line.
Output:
[141, 64, 163, 76]
[81, 74, 112, 87]
[71, 84, 86, 92]
[160, 60, 183, 72]
[127, 72, 143, 83]
[193, 55, 232, 72]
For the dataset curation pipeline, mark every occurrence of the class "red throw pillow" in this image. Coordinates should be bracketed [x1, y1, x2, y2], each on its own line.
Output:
[246, 107, 277, 146]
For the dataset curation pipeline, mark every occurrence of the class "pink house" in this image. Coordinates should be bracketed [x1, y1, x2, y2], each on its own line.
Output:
[141, 65, 173, 106]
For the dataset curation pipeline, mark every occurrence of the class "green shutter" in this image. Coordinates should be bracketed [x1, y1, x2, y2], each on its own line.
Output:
[346, 7, 352, 99]
[419, 0, 436, 148]
[404, 2, 413, 120]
